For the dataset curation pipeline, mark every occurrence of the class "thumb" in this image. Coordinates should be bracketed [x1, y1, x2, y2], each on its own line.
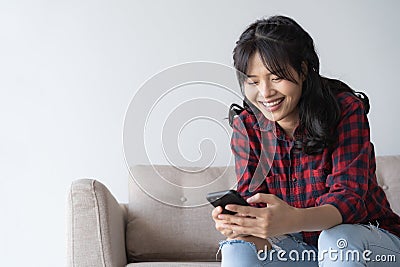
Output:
[246, 193, 280, 205]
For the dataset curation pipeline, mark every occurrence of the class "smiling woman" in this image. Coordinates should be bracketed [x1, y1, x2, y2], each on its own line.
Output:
[211, 15, 400, 267]
[243, 52, 303, 138]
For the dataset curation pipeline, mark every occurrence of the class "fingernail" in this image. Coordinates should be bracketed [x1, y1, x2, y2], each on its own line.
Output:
[218, 214, 224, 219]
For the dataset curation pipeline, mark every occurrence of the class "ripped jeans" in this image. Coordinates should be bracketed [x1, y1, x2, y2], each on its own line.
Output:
[218, 224, 400, 267]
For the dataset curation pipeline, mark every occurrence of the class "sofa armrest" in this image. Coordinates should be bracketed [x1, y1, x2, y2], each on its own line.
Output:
[67, 179, 127, 267]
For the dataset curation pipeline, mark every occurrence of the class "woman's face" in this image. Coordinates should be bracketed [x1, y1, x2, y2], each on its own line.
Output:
[243, 51, 303, 129]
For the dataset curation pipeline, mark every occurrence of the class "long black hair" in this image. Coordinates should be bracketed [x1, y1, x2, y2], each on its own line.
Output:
[233, 15, 356, 155]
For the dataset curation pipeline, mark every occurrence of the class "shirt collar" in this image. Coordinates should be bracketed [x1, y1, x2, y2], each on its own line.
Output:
[252, 109, 274, 131]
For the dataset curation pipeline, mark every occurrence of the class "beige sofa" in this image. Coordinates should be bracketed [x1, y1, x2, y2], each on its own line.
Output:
[67, 155, 400, 267]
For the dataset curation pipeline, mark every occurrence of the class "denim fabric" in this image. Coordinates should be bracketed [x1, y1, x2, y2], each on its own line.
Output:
[219, 233, 318, 267]
[219, 224, 400, 267]
[318, 224, 400, 266]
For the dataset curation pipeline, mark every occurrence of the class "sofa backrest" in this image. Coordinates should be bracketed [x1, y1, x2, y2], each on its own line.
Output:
[125, 156, 400, 262]
[376, 155, 400, 215]
[126, 165, 236, 262]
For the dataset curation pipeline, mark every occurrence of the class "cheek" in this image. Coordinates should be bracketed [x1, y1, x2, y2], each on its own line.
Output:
[284, 84, 302, 103]
[244, 88, 257, 101]
[293, 89, 302, 104]
[285, 95, 300, 109]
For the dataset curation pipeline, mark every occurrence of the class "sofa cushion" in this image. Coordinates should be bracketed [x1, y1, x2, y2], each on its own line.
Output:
[376, 155, 400, 215]
[126, 165, 236, 262]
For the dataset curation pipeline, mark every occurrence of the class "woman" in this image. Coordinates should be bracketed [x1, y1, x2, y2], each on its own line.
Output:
[212, 15, 400, 266]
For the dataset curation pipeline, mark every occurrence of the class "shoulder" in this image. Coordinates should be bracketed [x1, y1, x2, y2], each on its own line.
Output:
[335, 91, 367, 116]
[231, 108, 260, 134]
[323, 77, 369, 115]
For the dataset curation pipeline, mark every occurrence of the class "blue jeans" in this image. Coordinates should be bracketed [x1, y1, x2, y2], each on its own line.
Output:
[219, 224, 400, 266]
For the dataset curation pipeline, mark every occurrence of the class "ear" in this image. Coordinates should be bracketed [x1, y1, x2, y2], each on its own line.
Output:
[300, 61, 308, 82]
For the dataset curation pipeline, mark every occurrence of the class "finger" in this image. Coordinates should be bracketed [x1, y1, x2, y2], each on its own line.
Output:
[216, 221, 237, 232]
[221, 221, 265, 238]
[222, 229, 235, 237]
[246, 193, 281, 205]
[217, 212, 236, 220]
[218, 223, 238, 238]
[216, 221, 226, 231]
[228, 224, 251, 236]
[220, 214, 257, 227]
[212, 206, 223, 219]
[225, 204, 254, 216]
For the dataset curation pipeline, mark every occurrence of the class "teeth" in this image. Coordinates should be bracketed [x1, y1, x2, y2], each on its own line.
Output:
[262, 98, 283, 107]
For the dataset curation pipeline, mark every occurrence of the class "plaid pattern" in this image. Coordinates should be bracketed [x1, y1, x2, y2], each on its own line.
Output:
[231, 91, 400, 246]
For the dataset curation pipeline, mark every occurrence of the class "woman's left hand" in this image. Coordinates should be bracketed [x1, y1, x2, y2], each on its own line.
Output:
[218, 193, 300, 239]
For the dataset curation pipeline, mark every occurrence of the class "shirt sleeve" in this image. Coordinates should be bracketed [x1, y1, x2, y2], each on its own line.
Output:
[230, 115, 268, 206]
[315, 95, 371, 223]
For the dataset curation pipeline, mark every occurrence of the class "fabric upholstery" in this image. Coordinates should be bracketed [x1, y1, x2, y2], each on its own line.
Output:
[126, 165, 236, 262]
[67, 156, 400, 266]
[67, 179, 127, 267]
[376, 155, 400, 215]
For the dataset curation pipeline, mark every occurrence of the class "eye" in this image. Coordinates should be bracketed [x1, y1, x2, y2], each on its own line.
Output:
[245, 79, 258, 86]
[271, 76, 283, 82]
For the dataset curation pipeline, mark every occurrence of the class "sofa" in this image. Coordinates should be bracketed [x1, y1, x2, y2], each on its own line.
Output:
[67, 155, 400, 267]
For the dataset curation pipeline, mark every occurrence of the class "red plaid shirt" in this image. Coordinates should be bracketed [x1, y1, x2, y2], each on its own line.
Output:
[231, 91, 400, 246]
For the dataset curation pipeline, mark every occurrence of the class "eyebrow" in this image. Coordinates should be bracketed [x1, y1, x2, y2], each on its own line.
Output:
[246, 69, 286, 78]
[246, 73, 272, 78]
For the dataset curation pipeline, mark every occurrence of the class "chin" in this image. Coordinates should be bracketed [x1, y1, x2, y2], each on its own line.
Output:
[260, 111, 277, 122]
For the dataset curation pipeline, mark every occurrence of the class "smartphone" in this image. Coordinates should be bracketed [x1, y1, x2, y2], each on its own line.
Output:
[206, 190, 249, 215]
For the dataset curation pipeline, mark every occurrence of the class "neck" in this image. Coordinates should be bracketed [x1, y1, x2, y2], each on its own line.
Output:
[280, 121, 299, 139]
[277, 112, 300, 139]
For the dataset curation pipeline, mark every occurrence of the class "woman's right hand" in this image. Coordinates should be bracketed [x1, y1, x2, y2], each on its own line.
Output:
[212, 205, 273, 251]
[212, 205, 272, 251]
[212, 206, 242, 239]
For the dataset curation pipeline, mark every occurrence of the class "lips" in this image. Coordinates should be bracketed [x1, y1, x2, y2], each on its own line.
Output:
[258, 97, 284, 108]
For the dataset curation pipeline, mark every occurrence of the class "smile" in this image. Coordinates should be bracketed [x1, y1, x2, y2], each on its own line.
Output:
[259, 98, 284, 108]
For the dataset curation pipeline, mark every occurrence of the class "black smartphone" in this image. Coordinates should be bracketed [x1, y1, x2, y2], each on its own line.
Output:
[206, 189, 250, 215]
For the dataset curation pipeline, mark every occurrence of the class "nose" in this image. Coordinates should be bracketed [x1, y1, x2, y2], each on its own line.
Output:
[258, 80, 274, 98]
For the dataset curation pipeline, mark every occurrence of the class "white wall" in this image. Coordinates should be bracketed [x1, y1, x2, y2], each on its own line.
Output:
[0, 0, 399, 266]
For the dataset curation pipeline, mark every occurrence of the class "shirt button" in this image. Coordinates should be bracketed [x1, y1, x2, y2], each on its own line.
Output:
[292, 178, 297, 183]
[382, 185, 389, 190]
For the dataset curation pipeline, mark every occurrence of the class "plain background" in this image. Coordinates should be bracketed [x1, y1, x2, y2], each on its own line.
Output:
[1, 0, 399, 266]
